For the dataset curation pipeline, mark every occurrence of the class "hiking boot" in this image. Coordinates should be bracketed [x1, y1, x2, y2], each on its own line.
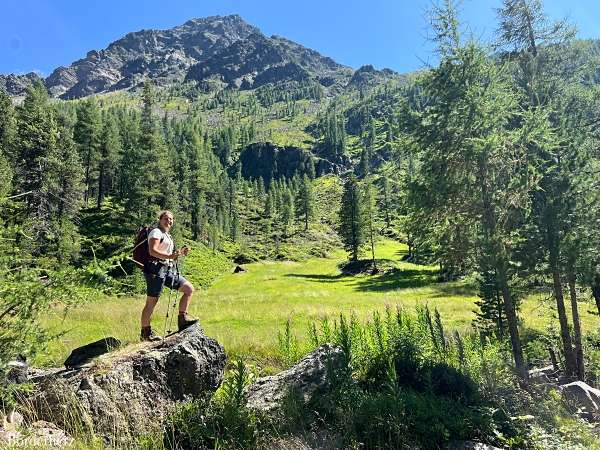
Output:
[178, 313, 199, 332]
[140, 326, 161, 342]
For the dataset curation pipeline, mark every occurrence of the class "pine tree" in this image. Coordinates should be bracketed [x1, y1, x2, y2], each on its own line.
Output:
[138, 82, 177, 219]
[14, 82, 84, 263]
[380, 176, 392, 230]
[73, 98, 101, 204]
[296, 175, 314, 231]
[97, 115, 121, 208]
[406, 0, 530, 373]
[339, 174, 365, 261]
[363, 178, 378, 269]
[0, 90, 16, 162]
[227, 179, 237, 241]
[497, 0, 585, 378]
[281, 189, 294, 237]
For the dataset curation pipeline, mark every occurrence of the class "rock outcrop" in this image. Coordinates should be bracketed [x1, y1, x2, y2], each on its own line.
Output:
[245, 344, 344, 412]
[560, 380, 600, 418]
[186, 32, 350, 90]
[26, 324, 226, 446]
[0, 72, 43, 97]
[236, 142, 317, 181]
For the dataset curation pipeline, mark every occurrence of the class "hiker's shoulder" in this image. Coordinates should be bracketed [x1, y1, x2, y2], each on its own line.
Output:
[148, 227, 163, 239]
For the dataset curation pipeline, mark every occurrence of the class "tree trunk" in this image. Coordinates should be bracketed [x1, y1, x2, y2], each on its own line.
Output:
[567, 269, 585, 380]
[97, 161, 105, 209]
[592, 274, 600, 316]
[498, 267, 526, 377]
[549, 247, 577, 378]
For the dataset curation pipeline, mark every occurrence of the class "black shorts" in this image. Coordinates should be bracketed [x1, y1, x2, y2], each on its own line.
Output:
[144, 269, 188, 298]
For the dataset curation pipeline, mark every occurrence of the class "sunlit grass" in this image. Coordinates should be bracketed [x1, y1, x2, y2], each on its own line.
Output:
[38, 239, 600, 369]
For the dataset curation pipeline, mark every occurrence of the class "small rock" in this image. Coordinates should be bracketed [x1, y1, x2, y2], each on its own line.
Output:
[6, 355, 28, 384]
[234, 265, 247, 273]
[2, 410, 24, 430]
[63, 336, 121, 368]
[447, 441, 502, 450]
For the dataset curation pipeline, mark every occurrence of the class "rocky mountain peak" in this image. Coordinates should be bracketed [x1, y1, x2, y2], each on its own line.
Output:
[1, 14, 353, 99]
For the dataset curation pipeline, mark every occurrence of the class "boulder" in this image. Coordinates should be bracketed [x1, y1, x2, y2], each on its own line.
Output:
[560, 380, 600, 417]
[27, 324, 226, 446]
[245, 344, 344, 412]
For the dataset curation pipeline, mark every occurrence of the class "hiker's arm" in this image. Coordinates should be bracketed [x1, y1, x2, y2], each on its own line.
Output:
[148, 237, 178, 260]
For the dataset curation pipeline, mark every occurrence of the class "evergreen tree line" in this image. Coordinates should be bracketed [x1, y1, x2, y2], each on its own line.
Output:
[394, 0, 600, 379]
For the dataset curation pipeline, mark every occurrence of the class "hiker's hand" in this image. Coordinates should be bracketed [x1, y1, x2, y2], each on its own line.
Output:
[180, 246, 190, 256]
[170, 251, 179, 260]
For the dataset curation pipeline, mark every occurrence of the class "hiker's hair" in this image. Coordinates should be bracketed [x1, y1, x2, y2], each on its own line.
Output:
[158, 210, 174, 220]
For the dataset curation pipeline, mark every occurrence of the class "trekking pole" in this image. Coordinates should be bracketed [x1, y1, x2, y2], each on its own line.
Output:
[163, 262, 177, 338]
[166, 259, 181, 335]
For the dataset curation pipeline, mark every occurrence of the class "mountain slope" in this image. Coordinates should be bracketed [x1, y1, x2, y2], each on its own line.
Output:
[45, 15, 261, 99]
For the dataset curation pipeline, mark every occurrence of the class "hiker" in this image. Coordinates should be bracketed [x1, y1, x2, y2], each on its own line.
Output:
[140, 210, 198, 341]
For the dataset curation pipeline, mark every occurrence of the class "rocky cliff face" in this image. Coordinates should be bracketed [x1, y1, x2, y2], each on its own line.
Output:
[186, 32, 351, 89]
[0, 73, 42, 97]
[45, 15, 261, 99]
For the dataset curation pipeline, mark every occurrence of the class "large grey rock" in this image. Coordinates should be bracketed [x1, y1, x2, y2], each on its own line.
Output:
[245, 344, 344, 412]
[560, 380, 600, 417]
[27, 324, 226, 446]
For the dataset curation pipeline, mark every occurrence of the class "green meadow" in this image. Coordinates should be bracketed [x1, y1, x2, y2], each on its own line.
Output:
[39, 239, 600, 369]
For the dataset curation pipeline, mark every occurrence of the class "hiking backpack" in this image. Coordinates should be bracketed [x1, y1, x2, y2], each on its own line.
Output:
[132, 226, 163, 270]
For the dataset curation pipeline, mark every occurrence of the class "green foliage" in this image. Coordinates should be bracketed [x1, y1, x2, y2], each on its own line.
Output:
[339, 174, 365, 261]
[284, 308, 585, 449]
[165, 358, 261, 450]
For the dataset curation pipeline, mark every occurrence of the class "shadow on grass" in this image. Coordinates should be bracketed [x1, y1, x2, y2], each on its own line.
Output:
[427, 282, 478, 298]
[354, 268, 438, 292]
[286, 263, 479, 297]
[285, 273, 347, 283]
[286, 267, 441, 292]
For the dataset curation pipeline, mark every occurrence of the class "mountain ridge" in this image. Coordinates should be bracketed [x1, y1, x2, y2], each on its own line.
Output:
[1, 14, 394, 99]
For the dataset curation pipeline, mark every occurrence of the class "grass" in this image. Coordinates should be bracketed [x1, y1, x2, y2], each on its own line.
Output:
[38, 239, 600, 370]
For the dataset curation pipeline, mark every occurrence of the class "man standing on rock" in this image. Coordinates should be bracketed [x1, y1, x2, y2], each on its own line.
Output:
[141, 210, 198, 341]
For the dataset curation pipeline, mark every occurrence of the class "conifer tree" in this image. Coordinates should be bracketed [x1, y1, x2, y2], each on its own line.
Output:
[497, 0, 586, 378]
[281, 188, 294, 237]
[0, 90, 16, 162]
[74, 98, 101, 204]
[407, 0, 532, 373]
[97, 115, 121, 208]
[339, 174, 365, 261]
[363, 178, 378, 269]
[296, 175, 314, 231]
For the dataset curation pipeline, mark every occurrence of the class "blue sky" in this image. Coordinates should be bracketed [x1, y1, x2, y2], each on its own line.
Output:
[2, 0, 599, 76]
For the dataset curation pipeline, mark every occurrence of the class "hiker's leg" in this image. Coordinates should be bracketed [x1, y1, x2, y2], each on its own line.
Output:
[178, 281, 194, 314]
[141, 296, 159, 327]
